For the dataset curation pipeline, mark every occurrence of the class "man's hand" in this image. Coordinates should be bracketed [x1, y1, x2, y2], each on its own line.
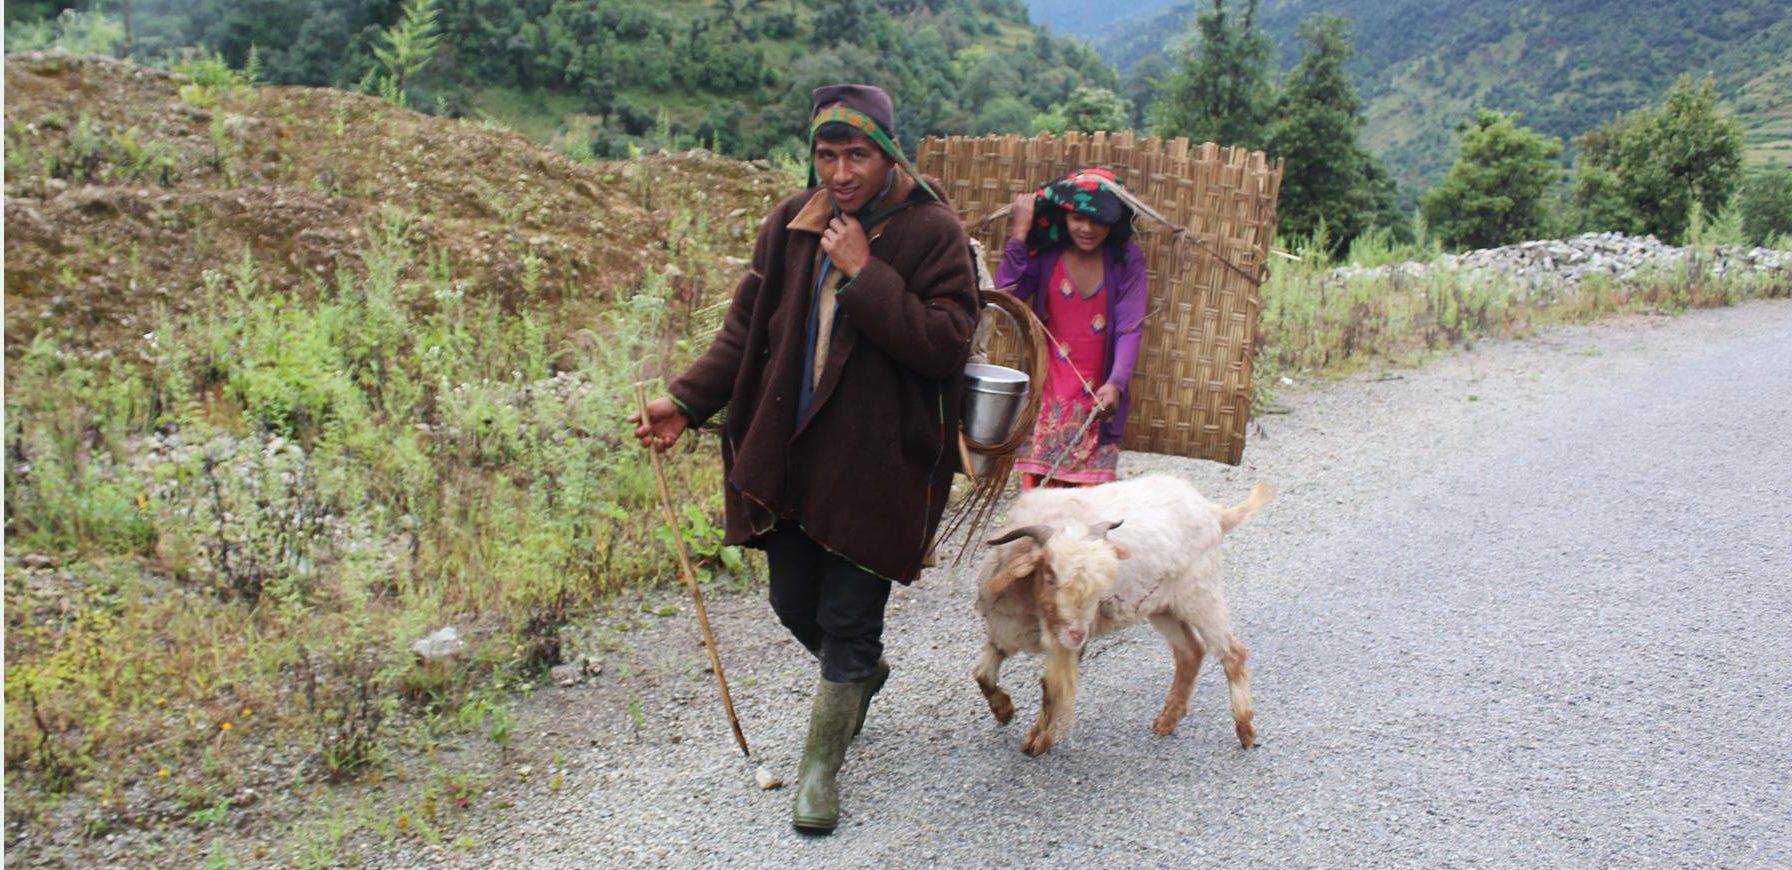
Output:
[1009, 192, 1036, 242]
[821, 216, 871, 279]
[629, 396, 689, 452]
[1094, 384, 1122, 421]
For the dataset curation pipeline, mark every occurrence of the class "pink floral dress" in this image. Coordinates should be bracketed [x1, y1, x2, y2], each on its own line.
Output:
[1015, 257, 1121, 488]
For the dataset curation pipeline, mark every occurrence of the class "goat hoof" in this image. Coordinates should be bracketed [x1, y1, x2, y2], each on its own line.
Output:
[1021, 729, 1053, 756]
[991, 694, 1014, 725]
[1151, 716, 1178, 736]
[1236, 720, 1257, 748]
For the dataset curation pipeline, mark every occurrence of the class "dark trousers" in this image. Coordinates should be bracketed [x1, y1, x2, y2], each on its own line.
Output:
[762, 521, 891, 683]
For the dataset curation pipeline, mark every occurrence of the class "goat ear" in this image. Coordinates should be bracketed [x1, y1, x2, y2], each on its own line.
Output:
[985, 544, 1042, 598]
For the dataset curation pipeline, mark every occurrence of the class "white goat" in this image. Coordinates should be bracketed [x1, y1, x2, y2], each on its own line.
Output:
[972, 476, 1274, 756]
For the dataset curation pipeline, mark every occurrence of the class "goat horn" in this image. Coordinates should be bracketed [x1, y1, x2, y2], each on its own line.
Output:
[1090, 519, 1124, 538]
[986, 524, 1054, 546]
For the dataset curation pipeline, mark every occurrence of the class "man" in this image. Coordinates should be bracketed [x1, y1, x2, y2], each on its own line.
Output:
[630, 84, 977, 834]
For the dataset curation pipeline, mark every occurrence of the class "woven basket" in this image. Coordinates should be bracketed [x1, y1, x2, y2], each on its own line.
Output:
[917, 132, 1283, 465]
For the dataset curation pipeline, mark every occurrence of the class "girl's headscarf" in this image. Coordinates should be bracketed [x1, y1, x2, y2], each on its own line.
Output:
[1024, 167, 1135, 255]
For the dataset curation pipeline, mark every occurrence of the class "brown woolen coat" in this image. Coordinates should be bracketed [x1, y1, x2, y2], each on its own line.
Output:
[667, 173, 978, 583]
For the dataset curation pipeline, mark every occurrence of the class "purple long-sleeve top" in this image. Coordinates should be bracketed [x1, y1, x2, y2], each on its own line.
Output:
[995, 237, 1148, 445]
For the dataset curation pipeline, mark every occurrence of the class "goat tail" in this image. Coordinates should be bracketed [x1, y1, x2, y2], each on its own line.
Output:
[1220, 482, 1277, 533]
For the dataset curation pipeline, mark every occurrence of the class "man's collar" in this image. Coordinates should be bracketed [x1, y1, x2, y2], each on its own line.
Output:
[787, 168, 917, 235]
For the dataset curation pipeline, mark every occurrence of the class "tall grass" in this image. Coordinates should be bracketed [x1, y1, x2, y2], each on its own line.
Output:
[1255, 228, 1792, 397]
[3, 204, 741, 840]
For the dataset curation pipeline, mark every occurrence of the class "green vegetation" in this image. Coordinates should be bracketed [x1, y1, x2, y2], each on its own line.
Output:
[1101, 0, 1792, 186]
[1149, 4, 1402, 253]
[1150, 0, 1275, 149]
[1262, 14, 1402, 251]
[5, 0, 1116, 159]
[1738, 170, 1792, 247]
[362, 0, 441, 108]
[3, 6, 126, 55]
[4, 204, 744, 855]
[1421, 109, 1564, 250]
[1036, 85, 1132, 135]
[1574, 75, 1746, 245]
[1257, 226, 1792, 388]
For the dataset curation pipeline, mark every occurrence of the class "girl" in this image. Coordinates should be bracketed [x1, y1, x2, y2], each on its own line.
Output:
[996, 168, 1148, 489]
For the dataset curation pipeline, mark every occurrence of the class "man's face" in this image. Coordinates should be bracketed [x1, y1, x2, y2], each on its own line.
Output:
[814, 135, 894, 215]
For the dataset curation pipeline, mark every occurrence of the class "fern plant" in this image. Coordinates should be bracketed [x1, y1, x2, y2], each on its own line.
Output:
[366, 0, 441, 108]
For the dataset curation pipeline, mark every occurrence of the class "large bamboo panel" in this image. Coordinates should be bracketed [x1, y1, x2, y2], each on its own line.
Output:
[917, 132, 1283, 465]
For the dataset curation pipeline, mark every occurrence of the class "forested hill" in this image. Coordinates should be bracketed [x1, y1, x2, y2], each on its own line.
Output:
[1024, 0, 1178, 37]
[1091, 0, 1792, 185]
[3, 0, 1116, 162]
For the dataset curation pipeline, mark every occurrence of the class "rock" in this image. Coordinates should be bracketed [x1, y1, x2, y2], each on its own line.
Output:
[6, 201, 55, 241]
[1328, 232, 1790, 297]
[754, 767, 784, 790]
[65, 188, 123, 216]
[21, 553, 58, 570]
[551, 664, 585, 688]
[410, 626, 466, 663]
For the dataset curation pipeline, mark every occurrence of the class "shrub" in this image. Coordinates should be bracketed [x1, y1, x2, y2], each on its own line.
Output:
[1737, 170, 1792, 247]
[1421, 109, 1564, 250]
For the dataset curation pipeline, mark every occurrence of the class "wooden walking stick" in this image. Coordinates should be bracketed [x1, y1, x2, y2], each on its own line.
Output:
[634, 382, 750, 758]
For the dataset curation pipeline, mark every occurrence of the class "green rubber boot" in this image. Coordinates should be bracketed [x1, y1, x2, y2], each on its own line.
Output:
[853, 658, 890, 739]
[791, 677, 868, 835]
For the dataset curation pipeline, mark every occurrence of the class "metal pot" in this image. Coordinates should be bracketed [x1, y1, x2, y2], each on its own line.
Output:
[961, 362, 1029, 474]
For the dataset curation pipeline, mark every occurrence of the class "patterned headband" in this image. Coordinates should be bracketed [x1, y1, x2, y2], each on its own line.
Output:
[809, 105, 939, 202]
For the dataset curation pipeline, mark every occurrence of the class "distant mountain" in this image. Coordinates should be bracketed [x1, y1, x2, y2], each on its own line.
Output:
[1094, 0, 1792, 186]
[1022, 0, 1179, 37]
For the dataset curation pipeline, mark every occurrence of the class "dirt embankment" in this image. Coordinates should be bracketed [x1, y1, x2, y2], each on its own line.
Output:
[3, 51, 789, 362]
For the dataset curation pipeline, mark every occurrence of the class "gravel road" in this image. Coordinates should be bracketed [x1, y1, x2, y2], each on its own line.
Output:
[374, 299, 1792, 868]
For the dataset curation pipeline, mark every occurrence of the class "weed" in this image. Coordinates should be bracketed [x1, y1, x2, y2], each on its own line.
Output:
[185, 797, 233, 828]
[205, 113, 242, 182]
[6, 9, 125, 55]
[1256, 232, 1789, 395]
[172, 50, 253, 109]
[456, 692, 513, 745]
[58, 114, 110, 182]
[290, 811, 351, 870]
[202, 838, 240, 869]
[5, 204, 743, 842]
[627, 697, 645, 733]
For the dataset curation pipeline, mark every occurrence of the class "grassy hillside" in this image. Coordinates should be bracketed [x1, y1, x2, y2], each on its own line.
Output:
[1097, 0, 1792, 185]
[3, 51, 785, 864]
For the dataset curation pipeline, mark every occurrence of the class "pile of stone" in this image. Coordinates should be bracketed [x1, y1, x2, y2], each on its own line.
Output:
[1334, 233, 1792, 297]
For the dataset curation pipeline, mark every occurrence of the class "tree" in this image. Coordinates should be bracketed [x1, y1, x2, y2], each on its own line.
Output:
[1149, 0, 1275, 148]
[1737, 170, 1792, 247]
[1121, 55, 1168, 130]
[969, 96, 1034, 135]
[1264, 14, 1401, 250]
[367, 0, 441, 107]
[1056, 86, 1131, 133]
[1573, 75, 1746, 244]
[1420, 109, 1564, 250]
[581, 75, 616, 124]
